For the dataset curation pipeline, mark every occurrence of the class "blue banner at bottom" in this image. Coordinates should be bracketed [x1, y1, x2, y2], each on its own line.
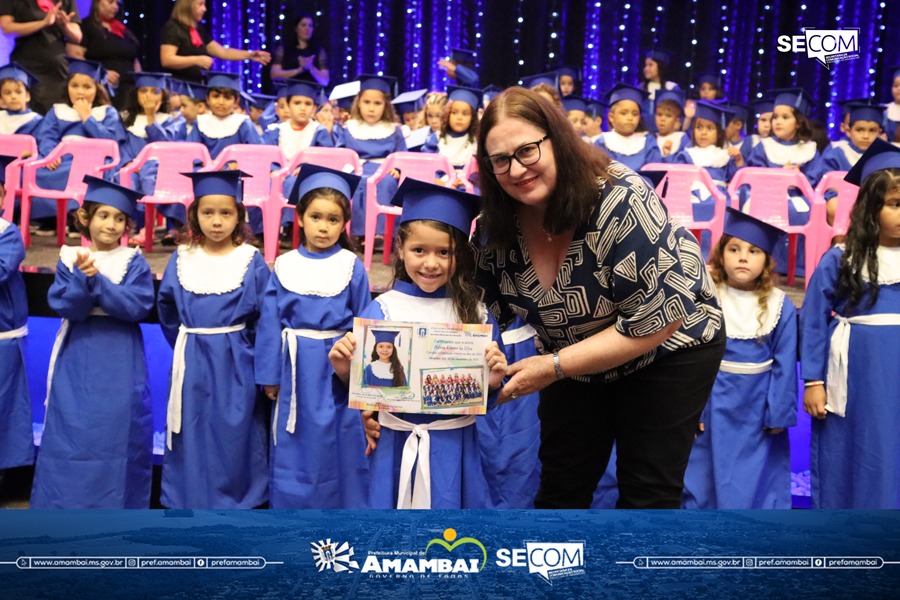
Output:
[1, 510, 898, 598]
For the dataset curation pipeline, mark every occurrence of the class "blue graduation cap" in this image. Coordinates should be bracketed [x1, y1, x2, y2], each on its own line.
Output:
[203, 71, 242, 93]
[356, 74, 397, 96]
[693, 100, 735, 130]
[717, 100, 749, 124]
[482, 84, 502, 105]
[555, 65, 581, 82]
[655, 88, 686, 111]
[65, 57, 107, 82]
[585, 99, 608, 119]
[390, 178, 481, 235]
[890, 65, 900, 80]
[329, 80, 360, 110]
[274, 82, 289, 100]
[371, 329, 400, 345]
[844, 138, 900, 187]
[405, 126, 431, 151]
[606, 82, 649, 108]
[248, 93, 276, 109]
[753, 96, 774, 117]
[392, 88, 428, 114]
[0, 155, 17, 184]
[520, 72, 558, 89]
[288, 163, 362, 205]
[723, 207, 785, 255]
[451, 48, 476, 65]
[185, 81, 208, 100]
[130, 72, 170, 91]
[168, 78, 188, 97]
[285, 80, 323, 102]
[771, 87, 815, 116]
[82, 175, 143, 219]
[446, 85, 481, 111]
[840, 100, 884, 126]
[182, 170, 251, 203]
[561, 95, 587, 113]
[0, 62, 38, 88]
[698, 73, 722, 89]
[645, 48, 672, 65]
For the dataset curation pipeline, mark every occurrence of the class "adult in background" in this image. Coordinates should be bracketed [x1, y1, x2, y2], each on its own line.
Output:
[473, 87, 724, 509]
[71, 0, 140, 111]
[0, 0, 82, 114]
[269, 13, 328, 86]
[159, 0, 270, 84]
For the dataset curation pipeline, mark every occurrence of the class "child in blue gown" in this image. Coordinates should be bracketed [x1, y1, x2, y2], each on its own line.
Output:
[801, 139, 900, 508]
[330, 180, 508, 509]
[682, 209, 796, 509]
[594, 83, 661, 171]
[31, 58, 126, 233]
[422, 85, 480, 185]
[362, 329, 408, 387]
[653, 89, 688, 162]
[255, 165, 370, 509]
[31, 177, 154, 508]
[0, 63, 42, 137]
[0, 155, 32, 471]
[157, 170, 270, 509]
[332, 75, 406, 237]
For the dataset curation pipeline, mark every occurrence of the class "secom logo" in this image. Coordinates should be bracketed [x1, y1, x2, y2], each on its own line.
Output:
[776, 28, 859, 68]
[496, 541, 586, 585]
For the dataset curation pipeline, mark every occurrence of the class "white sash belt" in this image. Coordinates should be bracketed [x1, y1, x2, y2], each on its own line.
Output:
[276, 327, 345, 443]
[826, 313, 900, 417]
[167, 323, 246, 449]
[719, 359, 773, 375]
[45, 308, 110, 406]
[379, 411, 475, 509]
[501, 323, 537, 346]
[0, 325, 27, 341]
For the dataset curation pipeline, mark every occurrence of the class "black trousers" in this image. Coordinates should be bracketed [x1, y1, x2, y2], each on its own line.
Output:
[534, 331, 725, 509]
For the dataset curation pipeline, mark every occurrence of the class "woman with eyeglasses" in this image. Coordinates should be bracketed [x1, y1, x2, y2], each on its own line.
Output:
[473, 87, 725, 509]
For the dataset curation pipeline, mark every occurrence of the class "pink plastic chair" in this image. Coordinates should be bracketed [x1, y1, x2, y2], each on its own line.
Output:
[727, 167, 827, 287]
[20, 138, 120, 248]
[0, 134, 38, 222]
[119, 142, 212, 253]
[642, 163, 727, 250]
[203, 144, 286, 263]
[364, 152, 469, 272]
[815, 170, 857, 238]
[270, 147, 364, 256]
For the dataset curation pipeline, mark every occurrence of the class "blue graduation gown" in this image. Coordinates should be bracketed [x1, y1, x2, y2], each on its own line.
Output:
[0, 109, 42, 136]
[363, 363, 403, 387]
[594, 131, 662, 172]
[800, 246, 900, 508]
[120, 113, 182, 226]
[31, 246, 154, 508]
[157, 244, 271, 509]
[476, 317, 541, 508]
[186, 113, 263, 159]
[265, 121, 335, 213]
[32, 104, 126, 220]
[655, 131, 689, 163]
[821, 140, 863, 173]
[0, 220, 32, 469]
[673, 145, 738, 257]
[682, 285, 797, 509]
[333, 120, 406, 236]
[337, 280, 501, 509]
[254, 245, 371, 509]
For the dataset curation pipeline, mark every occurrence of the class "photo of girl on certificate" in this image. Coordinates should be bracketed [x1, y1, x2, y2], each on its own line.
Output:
[363, 329, 409, 388]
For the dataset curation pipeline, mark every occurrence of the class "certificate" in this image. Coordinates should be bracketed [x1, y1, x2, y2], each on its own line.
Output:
[347, 317, 492, 415]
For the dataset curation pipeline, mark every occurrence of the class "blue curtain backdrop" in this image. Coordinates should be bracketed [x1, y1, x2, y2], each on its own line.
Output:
[119, 0, 899, 138]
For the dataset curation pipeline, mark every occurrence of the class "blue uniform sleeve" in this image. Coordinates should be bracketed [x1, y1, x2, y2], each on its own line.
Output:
[821, 145, 850, 173]
[799, 149, 825, 188]
[331, 124, 345, 148]
[745, 141, 768, 168]
[238, 119, 263, 145]
[185, 124, 201, 144]
[89, 253, 154, 322]
[83, 106, 126, 144]
[254, 271, 282, 387]
[262, 126, 279, 146]
[0, 224, 26, 284]
[392, 126, 407, 152]
[17, 114, 42, 137]
[422, 132, 439, 154]
[454, 64, 479, 88]
[313, 125, 335, 148]
[146, 117, 177, 143]
[36, 110, 62, 157]
[672, 149, 693, 165]
[642, 135, 662, 167]
[47, 260, 96, 321]
[245, 251, 271, 343]
[765, 297, 798, 428]
[349, 259, 372, 314]
[156, 252, 182, 348]
[484, 310, 506, 411]
[799, 247, 841, 382]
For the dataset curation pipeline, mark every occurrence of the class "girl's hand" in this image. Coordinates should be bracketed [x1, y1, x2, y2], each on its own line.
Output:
[74, 251, 98, 277]
[249, 50, 272, 65]
[764, 427, 785, 435]
[484, 342, 508, 391]
[46, 157, 62, 171]
[328, 332, 357, 384]
[73, 97, 92, 121]
[803, 385, 828, 420]
[263, 385, 279, 400]
[195, 55, 214, 70]
[497, 353, 556, 405]
[361, 410, 379, 456]
[389, 169, 401, 180]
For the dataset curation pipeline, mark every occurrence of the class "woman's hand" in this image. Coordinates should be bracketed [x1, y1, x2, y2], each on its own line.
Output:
[361, 410, 379, 456]
[106, 69, 120, 86]
[263, 385, 279, 400]
[803, 385, 828, 419]
[248, 50, 271, 65]
[328, 332, 357, 384]
[497, 353, 556, 405]
[484, 342, 508, 391]
[195, 55, 214, 70]
[73, 97, 92, 121]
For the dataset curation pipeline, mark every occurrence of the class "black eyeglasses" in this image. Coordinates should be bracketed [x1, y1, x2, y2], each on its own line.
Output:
[484, 136, 549, 175]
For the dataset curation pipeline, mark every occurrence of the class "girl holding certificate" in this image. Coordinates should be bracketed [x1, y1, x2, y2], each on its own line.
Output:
[329, 179, 508, 509]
